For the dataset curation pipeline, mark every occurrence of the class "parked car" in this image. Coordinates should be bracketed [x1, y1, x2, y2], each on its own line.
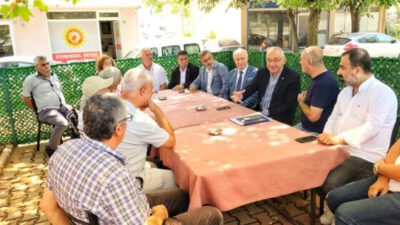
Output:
[0, 56, 36, 68]
[123, 38, 203, 59]
[323, 32, 400, 58]
[204, 38, 242, 52]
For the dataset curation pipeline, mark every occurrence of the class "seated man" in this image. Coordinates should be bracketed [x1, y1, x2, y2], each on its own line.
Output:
[318, 48, 398, 224]
[221, 48, 258, 108]
[297, 46, 339, 134]
[189, 50, 229, 97]
[168, 50, 199, 90]
[137, 48, 168, 93]
[231, 47, 300, 125]
[120, 68, 177, 193]
[98, 66, 123, 94]
[326, 138, 400, 225]
[40, 93, 223, 225]
[22, 55, 75, 157]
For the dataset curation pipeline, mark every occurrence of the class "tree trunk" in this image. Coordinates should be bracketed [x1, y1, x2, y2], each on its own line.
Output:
[350, 7, 360, 32]
[307, 8, 321, 46]
[277, 13, 284, 47]
[287, 9, 298, 52]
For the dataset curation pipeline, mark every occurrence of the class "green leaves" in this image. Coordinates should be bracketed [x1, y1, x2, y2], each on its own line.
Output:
[0, 0, 78, 22]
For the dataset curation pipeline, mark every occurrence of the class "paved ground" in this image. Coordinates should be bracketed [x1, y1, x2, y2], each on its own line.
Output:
[0, 145, 322, 225]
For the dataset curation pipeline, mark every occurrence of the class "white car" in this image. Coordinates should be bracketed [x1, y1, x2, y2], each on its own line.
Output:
[0, 56, 59, 68]
[204, 38, 242, 52]
[124, 38, 203, 59]
[323, 33, 400, 58]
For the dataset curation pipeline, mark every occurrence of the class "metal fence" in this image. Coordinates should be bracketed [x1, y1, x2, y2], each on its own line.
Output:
[0, 51, 399, 146]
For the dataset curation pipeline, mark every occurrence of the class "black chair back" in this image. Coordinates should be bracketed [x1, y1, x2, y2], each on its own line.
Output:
[390, 116, 400, 147]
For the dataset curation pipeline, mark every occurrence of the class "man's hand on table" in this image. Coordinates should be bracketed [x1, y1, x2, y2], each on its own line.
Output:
[317, 133, 346, 145]
[231, 89, 245, 104]
[172, 84, 185, 91]
[189, 86, 197, 93]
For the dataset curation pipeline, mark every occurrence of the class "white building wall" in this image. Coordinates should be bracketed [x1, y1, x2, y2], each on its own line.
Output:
[12, 8, 52, 57]
[120, 8, 139, 57]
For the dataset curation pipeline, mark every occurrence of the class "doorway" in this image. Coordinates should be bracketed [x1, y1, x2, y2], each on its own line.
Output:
[99, 21, 116, 58]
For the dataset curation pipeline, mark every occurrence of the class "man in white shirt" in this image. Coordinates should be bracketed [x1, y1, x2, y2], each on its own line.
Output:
[318, 48, 398, 224]
[326, 138, 400, 225]
[119, 68, 177, 193]
[137, 48, 168, 93]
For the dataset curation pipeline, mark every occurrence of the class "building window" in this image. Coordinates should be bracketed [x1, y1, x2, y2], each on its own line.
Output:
[248, 10, 290, 50]
[47, 12, 96, 20]
[99, 12, 119, 18]
[0, 24, 13, 56]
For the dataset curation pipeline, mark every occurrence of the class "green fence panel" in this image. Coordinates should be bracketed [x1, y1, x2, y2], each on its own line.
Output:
[1, 52, 400, 145]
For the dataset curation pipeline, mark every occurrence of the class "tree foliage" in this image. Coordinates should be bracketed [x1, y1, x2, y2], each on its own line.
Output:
[335, 0, 400, 32]
[0, 0, 79, 22]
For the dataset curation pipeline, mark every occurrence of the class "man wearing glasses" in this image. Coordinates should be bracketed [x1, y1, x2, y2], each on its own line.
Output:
[120, 68, 177, 193]
[231, 47, 300, 125]
[22, 56, 72, 157]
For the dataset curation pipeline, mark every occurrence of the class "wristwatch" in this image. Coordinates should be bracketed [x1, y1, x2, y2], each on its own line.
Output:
[373, 160, 383, 175]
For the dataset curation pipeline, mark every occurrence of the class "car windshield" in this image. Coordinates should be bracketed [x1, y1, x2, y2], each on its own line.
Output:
[326, 37, 351, 45]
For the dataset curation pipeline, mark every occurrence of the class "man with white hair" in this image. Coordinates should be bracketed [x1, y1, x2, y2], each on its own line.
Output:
[231, 47, 300, 125]
[119, 68, 176, 193]
[137, 48, 168, 92]
[221, 48, 258, 108]
[22, 55, 74, 157]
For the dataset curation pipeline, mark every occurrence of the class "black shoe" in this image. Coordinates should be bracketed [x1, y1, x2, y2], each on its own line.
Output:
[45, 147, 56, 158]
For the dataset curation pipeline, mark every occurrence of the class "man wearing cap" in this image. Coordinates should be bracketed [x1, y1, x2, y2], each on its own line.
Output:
[22, 56, 74, 157]
[98, 66, 122, 94]
[78, 76, 114, 130]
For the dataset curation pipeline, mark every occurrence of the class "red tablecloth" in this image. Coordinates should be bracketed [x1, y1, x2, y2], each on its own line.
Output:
[155, 90, 349, 211]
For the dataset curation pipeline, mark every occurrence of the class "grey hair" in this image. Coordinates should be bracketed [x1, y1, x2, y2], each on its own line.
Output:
[33, 56, 48, 65]
[199, 50, 212, 59]
[303, 46, 324, 65]
[140, 48, 152, 57]
[233, 48, 248, 57]
[99, 67, 121, 84]
[266, 47, 285, 59]
[122, 68, 153, 94]
[83, 93, 127, 141]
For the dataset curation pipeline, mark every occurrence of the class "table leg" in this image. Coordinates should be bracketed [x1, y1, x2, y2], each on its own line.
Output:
[266, 199, 301, 225]
[310, 190, 316, 225]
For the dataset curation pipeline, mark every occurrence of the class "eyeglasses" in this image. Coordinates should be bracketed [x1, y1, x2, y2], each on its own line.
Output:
[266, 57, 283, 64]
[114, 113, 133, 130]
[119, 113, 133, 123]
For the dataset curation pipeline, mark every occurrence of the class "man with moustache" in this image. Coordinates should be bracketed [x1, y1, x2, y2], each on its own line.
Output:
[231, 47, 300, 125]
[317, 48, 398, 224]
[168, 50, 199, 90]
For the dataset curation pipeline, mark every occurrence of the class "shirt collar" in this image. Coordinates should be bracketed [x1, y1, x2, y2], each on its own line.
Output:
[358, 75, 376, 93]
[238, 65, 248, 75]
[80, 132, 127, 165]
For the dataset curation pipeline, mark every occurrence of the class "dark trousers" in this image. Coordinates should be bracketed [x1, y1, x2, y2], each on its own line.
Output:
[146, 188, 223, 225]
[38, 108, 68, 150]
[327, 176, 400, 225]
[322, 156, 374, 195]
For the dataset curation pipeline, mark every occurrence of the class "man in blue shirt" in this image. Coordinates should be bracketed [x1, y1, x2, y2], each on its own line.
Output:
[297, 46, 339, 133]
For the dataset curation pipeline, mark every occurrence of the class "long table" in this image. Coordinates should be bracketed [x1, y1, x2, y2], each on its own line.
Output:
[154, 90, 349, 212]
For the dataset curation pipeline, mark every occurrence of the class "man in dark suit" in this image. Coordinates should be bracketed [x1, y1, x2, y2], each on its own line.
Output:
[231, 47, 300, 125]
[168, 50, 200, 90]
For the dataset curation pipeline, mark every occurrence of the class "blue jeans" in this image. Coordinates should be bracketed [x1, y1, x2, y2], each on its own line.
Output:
[327, 176, 400, 225]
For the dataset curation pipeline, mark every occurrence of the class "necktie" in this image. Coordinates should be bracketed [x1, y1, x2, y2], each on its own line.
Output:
[235, 71, 243, 91]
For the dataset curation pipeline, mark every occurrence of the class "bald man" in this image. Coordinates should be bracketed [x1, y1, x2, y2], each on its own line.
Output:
[297, 46, 339, 133]
[232, 47, 300, 125]
[221, 48, 258, 108]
